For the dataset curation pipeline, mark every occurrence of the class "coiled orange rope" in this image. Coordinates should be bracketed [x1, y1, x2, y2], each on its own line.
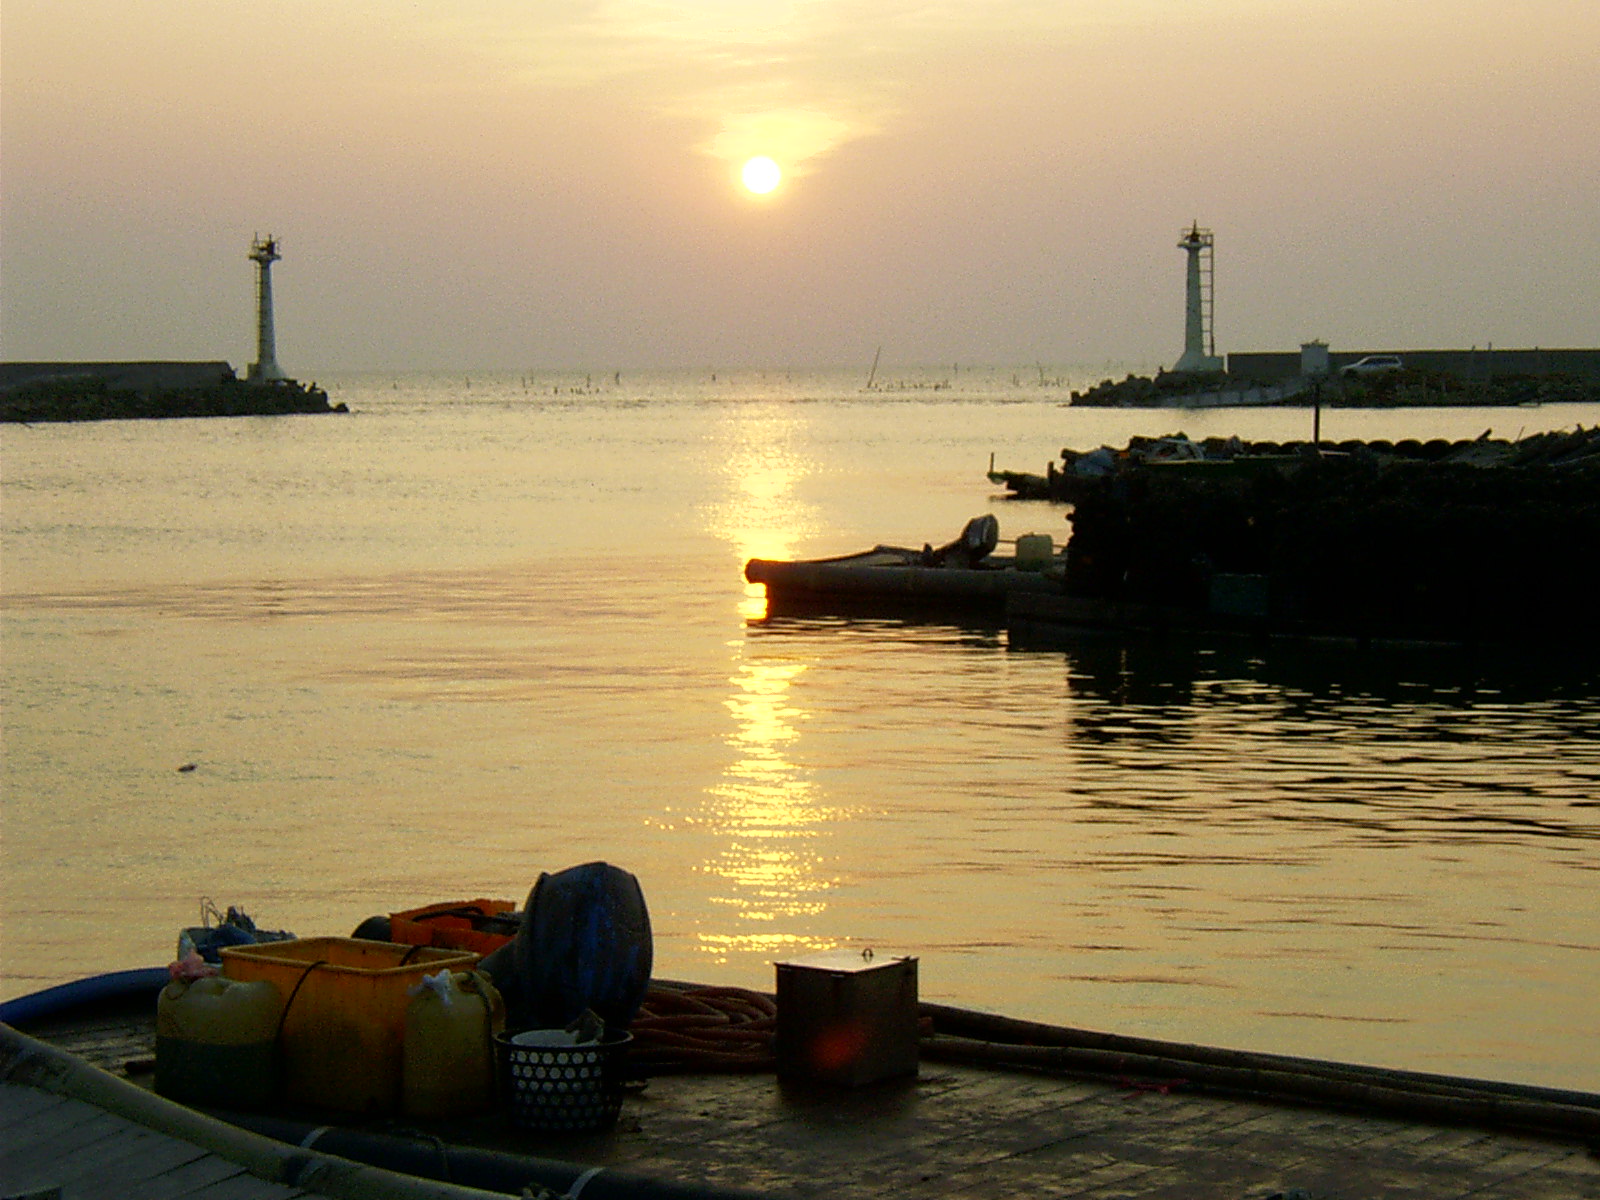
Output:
[628, 984, 777, 1073]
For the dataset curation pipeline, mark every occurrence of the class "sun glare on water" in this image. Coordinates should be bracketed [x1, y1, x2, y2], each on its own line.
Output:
[741, 156, 782, 195]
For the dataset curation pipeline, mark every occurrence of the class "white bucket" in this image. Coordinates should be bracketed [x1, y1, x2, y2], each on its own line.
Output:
[1014, 533, 1054, 569]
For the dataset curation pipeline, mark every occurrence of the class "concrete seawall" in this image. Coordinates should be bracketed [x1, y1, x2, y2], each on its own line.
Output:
[1226, 347, 1600, 383]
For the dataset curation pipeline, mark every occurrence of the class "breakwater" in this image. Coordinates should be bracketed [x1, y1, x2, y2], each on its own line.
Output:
[1228, 347, 1600, 384]
[1043, 427, 1600, 641]
[0, 361, 341, 422]
[1070, 351, 1600, 408]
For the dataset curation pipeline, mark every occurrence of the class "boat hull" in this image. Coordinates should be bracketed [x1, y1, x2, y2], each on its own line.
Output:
[745, 548, 1063, 608]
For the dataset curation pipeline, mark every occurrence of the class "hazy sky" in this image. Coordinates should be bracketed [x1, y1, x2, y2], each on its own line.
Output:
[3, 1, 1597, 372]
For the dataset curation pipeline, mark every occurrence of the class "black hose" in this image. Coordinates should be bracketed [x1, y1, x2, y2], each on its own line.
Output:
[215, 1112, 774, 1200]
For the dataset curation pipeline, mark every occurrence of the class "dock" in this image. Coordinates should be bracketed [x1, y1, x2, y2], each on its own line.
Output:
[1, 1080, 318, 1200]
[5, 987, 1597, 1200]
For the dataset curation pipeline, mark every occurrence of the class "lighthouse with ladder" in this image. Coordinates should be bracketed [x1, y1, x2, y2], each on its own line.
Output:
[247, 234, 287, 382]
[1172, 222, 1223, 374]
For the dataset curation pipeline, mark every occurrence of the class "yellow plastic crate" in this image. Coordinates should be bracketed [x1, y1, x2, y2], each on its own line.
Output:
[220, 936, 478, 1113]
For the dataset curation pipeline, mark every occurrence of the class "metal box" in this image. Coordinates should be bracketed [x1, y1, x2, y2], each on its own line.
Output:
[775, 949, 918, 1086]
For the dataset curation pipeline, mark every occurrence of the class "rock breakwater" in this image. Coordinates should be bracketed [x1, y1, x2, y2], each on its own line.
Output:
[996, 427, 1599, 642]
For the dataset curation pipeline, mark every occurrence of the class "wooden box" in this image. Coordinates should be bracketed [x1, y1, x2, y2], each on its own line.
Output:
[775, 950, 918, 1086]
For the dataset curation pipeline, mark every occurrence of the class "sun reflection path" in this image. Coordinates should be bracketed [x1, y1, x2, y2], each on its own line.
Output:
[695, 657, 840, 963]
[712, 441, 811, 622]
[692, 406, 841, 965]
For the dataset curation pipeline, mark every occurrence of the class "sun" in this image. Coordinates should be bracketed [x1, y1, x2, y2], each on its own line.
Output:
[740, 156, 782, 195]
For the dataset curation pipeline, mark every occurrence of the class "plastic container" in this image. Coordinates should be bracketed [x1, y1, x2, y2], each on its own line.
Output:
[220, 936, 477, 1113]
[496, 1030, 633, 1132]
[388, 898, 518, 956]
[1013, 533, 1054, 570]
[402, 969, 504, 1118]
[155, 974, 282, 1109]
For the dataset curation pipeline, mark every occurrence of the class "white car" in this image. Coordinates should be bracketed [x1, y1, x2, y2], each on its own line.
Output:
[1340, 354, 1403, 378]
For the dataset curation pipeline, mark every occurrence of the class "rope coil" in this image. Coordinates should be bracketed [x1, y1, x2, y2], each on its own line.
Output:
[627, 985, 777, 1073]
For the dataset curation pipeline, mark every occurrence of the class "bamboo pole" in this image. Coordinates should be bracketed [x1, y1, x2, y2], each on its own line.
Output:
[917, 1005, 1600, 1142]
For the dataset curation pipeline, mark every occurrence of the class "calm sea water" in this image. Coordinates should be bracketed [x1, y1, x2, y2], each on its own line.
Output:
[3, 368, 1597, 1091]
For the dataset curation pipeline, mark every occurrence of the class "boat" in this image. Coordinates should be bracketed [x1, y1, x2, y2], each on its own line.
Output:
[5, 954, 1599, 1200]
[745, 516, 1065, 613]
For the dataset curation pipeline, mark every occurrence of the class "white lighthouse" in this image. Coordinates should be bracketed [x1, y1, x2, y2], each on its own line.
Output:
[1172, 222, 1223, 374]
[247, 234, 287, 382]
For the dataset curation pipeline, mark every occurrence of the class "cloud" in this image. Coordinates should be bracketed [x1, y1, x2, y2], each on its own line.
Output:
[411, 1, 1100, 175]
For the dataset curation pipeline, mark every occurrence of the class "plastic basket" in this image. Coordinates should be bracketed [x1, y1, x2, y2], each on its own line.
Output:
[496, 1031, 632, 1132]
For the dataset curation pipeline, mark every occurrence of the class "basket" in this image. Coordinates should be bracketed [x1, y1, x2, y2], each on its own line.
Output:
[496, 1030, 632, 1132]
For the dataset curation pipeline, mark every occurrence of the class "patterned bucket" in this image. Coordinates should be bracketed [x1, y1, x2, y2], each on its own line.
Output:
[496, 1030, 632, 1132]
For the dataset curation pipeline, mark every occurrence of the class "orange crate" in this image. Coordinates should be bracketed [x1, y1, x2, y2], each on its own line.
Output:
[388, 898, 517, 956]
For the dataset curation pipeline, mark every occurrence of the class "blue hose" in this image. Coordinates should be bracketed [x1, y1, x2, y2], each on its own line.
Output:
[0, 967, 168, 1025]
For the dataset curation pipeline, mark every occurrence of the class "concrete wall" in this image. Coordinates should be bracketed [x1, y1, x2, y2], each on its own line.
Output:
[0, 362, 237, 393]
[1225, 348, 1600, 382]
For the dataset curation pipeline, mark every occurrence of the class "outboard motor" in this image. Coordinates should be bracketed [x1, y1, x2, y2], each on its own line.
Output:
[922, 514, 1000, 567]
[480, 862, 652, 1033]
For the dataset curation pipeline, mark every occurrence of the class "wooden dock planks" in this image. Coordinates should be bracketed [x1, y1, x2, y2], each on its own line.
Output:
[0, 1082, 313, 1200]
[579, 1063, 1599, 1199]
[7, 1007, 1598, 1199]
